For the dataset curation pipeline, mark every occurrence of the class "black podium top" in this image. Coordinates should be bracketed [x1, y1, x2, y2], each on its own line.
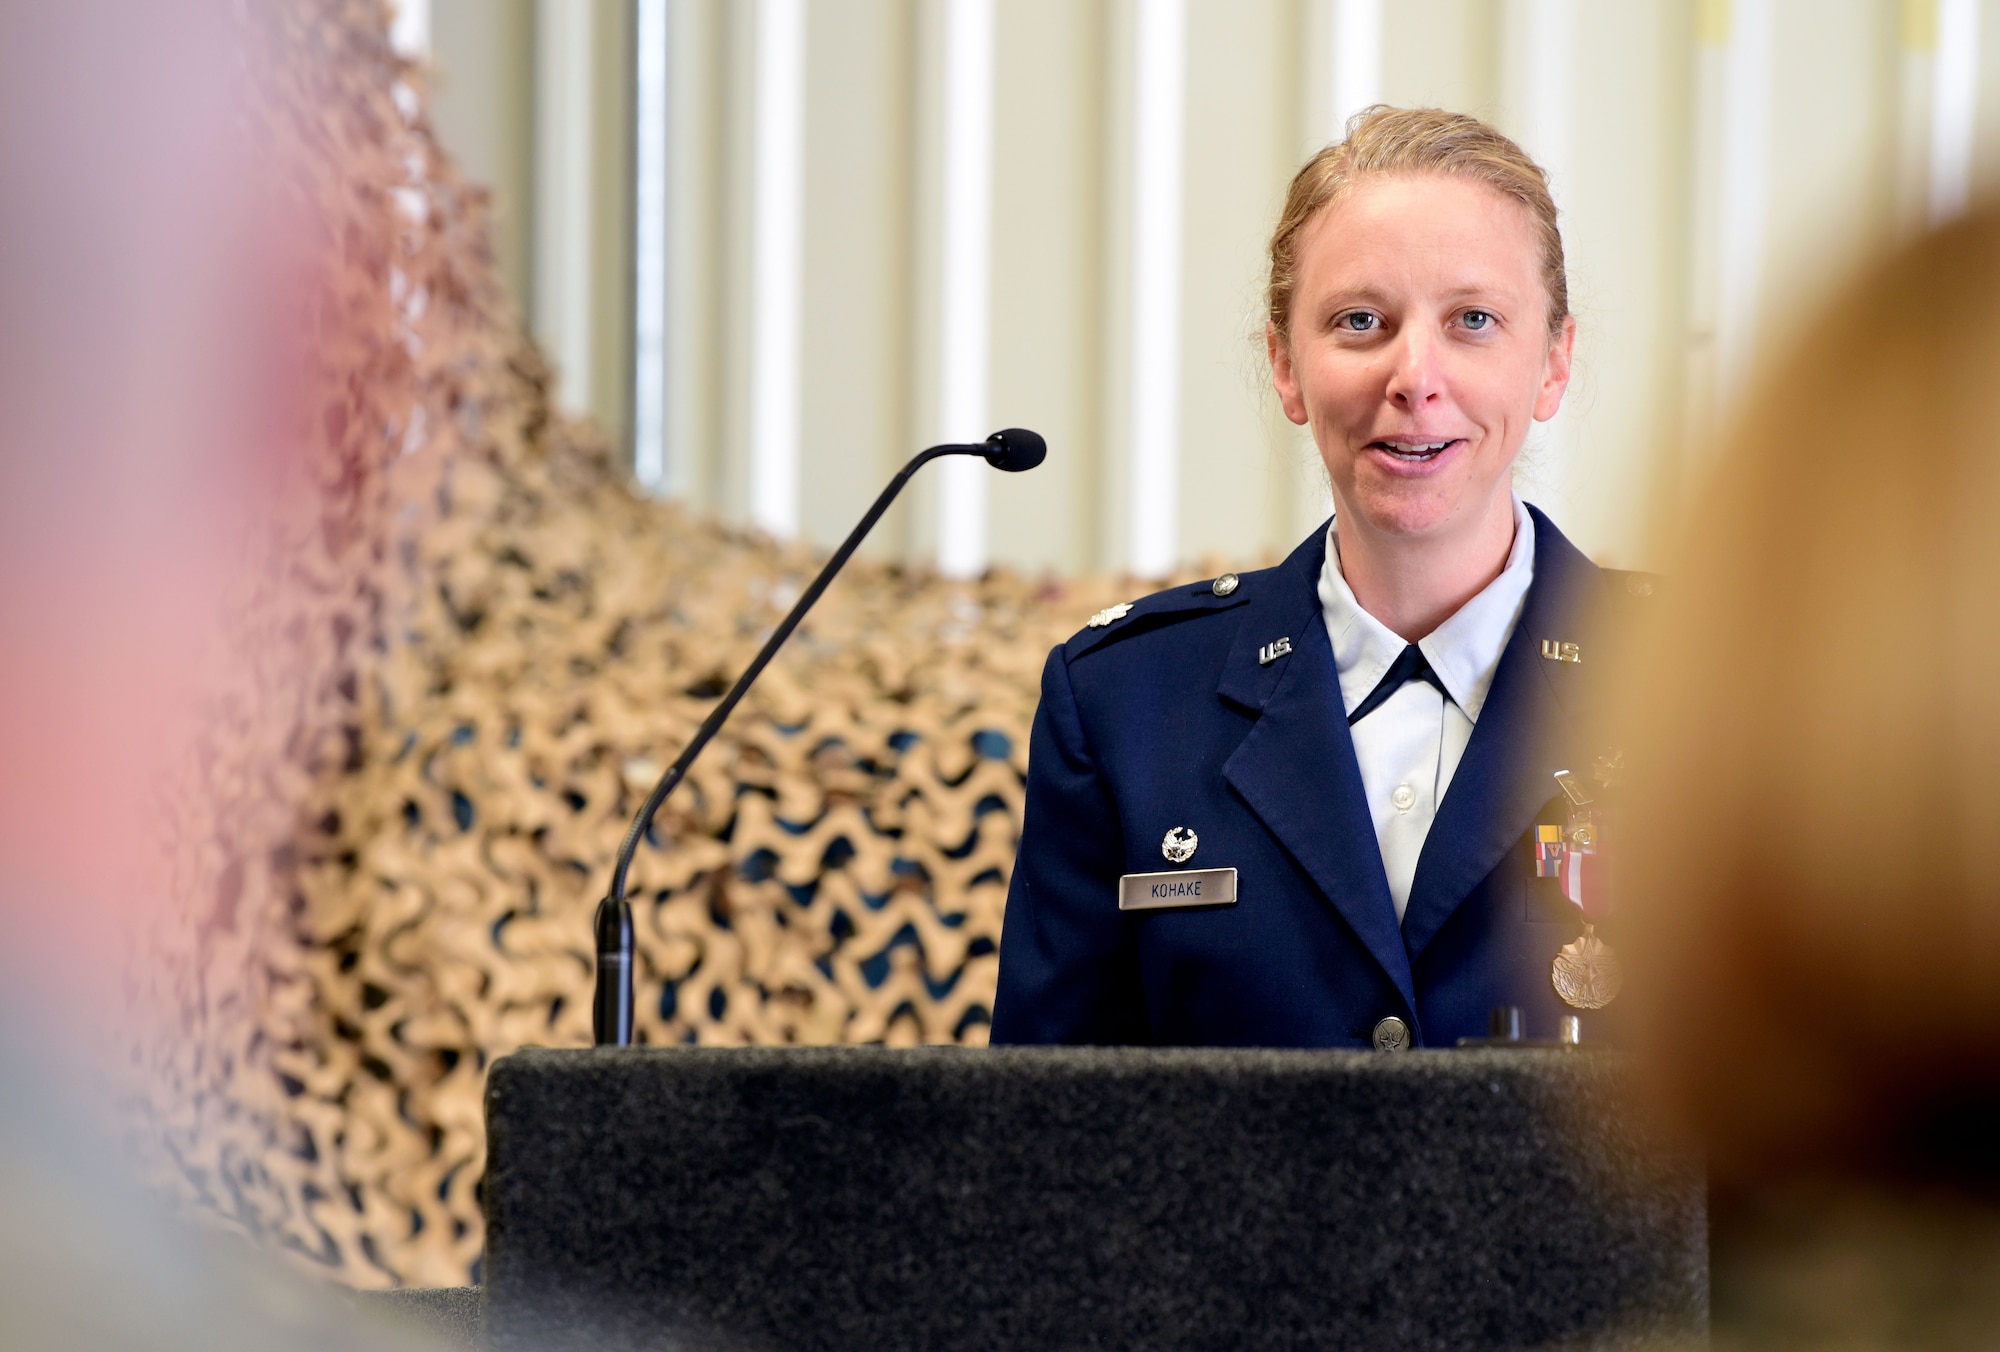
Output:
[484, 1046, 1704, 1351]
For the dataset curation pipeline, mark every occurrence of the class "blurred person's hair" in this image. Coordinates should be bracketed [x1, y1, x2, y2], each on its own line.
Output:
[1627, 204, 2000, 1195]
[1264, 105, 1571, 343]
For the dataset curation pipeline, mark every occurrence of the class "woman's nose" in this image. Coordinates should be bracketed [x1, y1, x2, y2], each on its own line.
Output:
[1384, 331, 1445, 408]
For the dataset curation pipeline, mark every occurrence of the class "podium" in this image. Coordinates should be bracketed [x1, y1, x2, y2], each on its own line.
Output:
[483, 1046, 1704, 1351]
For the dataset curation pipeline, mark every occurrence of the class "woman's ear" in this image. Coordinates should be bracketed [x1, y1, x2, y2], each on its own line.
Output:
[1534, 313, 1577, 422]
[1267, 322, 1309, 426]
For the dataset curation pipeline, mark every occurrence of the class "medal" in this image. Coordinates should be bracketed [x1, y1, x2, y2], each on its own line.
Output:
[1551, 926, 1622, 1009]
[1538, 760, 1624, 1010]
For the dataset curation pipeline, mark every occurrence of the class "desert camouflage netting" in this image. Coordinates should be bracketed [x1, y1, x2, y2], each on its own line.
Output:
[132, 0, 1208, 1289]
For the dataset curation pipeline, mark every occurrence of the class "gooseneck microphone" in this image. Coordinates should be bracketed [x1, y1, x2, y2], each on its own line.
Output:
[593, 429, 1047, 1045]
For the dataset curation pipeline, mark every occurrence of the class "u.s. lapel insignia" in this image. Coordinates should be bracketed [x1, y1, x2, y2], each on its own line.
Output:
[1257, 636, 1293, 666]
[1087, 601, 1133, 629]
[1540, 639, 1582, 664]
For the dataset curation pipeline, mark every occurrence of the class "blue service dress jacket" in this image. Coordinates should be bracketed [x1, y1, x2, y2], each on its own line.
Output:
[989, 505, 1630, 1049]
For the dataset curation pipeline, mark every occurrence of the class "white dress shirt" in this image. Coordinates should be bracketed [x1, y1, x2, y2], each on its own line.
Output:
[1317, 497, 1537, 922]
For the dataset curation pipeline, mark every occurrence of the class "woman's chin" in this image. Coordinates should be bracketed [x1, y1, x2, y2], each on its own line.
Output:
[1333, 451, 1524, 544]
[1340, 482, 1464, 541]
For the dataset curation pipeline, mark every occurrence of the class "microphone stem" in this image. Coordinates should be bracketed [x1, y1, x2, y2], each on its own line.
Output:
[595, 442, 974, 1044]
[607, 442, 957, 901]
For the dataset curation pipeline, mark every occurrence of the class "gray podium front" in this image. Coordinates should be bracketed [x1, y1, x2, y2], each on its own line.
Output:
[482, 1046, 1704, 1351]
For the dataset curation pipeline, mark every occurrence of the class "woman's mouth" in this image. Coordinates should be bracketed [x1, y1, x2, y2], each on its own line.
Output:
[1368, 437, 1464, 464]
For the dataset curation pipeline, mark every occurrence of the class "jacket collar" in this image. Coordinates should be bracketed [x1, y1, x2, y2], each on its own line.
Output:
[1320, 496, 1538, 724]
[1399, 505, 1603, 959]
[1217, 506, 1604, 995]
[1215, 528, 1326, 713]
[1219, 522, 1417, 1011]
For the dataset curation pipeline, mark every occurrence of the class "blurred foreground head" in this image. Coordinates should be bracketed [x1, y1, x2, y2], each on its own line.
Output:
[1630, 205, 2000, 1195]
[0, 0, 293, 980]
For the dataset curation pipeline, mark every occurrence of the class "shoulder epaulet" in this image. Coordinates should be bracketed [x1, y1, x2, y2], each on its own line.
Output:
[1064, 571, 1254, 659]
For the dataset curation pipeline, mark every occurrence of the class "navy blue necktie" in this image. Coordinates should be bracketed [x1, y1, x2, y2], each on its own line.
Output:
[1347, 643, 1445, 726]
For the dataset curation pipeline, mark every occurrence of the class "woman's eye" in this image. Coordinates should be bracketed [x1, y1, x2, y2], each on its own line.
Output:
[1336, 311, 1378, 333]
[1461, 309, 1495, 331]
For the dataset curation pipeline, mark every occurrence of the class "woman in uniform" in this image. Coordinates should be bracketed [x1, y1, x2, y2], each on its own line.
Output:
[991, 106, 1631, 1050]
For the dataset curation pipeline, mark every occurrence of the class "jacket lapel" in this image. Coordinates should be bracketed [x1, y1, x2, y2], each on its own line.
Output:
[1219, 528, 1416, 1011]
[1399, 507, 1603, 960]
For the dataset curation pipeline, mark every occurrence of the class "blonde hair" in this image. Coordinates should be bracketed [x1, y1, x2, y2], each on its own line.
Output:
[1627, 206, 2000, 1189]
[1265, 105, 1570, 342]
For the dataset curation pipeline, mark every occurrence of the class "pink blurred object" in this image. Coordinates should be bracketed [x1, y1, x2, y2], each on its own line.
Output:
[0, 0, 314, 1010]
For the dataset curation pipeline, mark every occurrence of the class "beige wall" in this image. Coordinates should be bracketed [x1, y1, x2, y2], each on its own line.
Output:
[988, 0, 1110, 573]
[800, 0, 917, 551]
[428, 0, 633, 442]
[428, 0, 537, 313]
[427, 0, 2000, 575]
[1507, 0, 1694, 566]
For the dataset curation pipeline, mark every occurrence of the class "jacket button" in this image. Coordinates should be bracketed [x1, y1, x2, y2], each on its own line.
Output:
[1372, 1016, 1411, 1052]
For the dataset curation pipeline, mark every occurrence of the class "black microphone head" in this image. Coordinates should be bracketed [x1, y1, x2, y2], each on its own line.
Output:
[982, 428, 1047, 472]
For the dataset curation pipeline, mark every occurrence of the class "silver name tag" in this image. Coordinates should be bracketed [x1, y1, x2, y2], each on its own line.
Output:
[1118, 867, 1238, 911]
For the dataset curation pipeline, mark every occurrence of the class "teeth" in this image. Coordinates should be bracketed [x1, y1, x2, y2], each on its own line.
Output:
[1379, 440, 1449, 456]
